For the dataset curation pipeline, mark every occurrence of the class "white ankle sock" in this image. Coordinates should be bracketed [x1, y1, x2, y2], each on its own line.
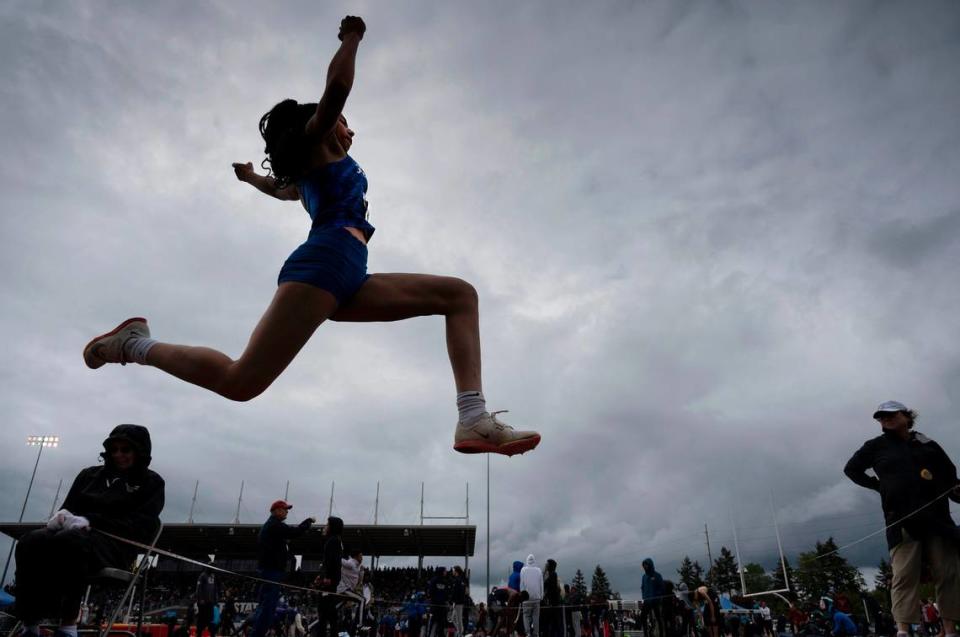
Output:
[123, 337, 157, 364]
[456, 390, 487, 425]
[58, 626, 78, 637]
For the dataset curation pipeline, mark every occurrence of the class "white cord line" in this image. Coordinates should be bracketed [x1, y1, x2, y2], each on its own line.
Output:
[812, 484, 957, 560]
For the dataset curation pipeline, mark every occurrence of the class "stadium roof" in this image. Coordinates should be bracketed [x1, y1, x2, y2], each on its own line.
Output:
[0, 522, 475, 559]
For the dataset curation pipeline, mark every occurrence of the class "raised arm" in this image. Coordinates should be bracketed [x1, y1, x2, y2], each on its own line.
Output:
[232, 162, 300, 201]
[305, 16, 365, 139]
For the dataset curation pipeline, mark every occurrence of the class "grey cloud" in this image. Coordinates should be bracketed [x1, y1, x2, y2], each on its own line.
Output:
[865, 209, 960, 269]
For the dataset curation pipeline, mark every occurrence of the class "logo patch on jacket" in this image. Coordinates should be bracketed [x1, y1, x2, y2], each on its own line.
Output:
[105, 477, 141, 492]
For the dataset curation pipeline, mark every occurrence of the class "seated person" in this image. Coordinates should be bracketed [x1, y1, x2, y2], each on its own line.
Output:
[821, 598, 857, 637]
[13, 424, 165, 637]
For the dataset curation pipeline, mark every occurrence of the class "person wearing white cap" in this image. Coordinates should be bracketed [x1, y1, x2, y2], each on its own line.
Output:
[844, 401, 960, 637]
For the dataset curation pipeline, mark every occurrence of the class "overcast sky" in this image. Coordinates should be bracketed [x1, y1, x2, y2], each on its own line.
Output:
[2, 1, 959, 601]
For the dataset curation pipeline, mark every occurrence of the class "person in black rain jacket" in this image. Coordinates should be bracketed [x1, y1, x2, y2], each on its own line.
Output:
[844, 401, 960, 634]
[315, 516, 344, 637]
[14, 424, 165, 636]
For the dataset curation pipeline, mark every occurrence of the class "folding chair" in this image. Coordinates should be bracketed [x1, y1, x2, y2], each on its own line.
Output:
[92, 523, 164, 637]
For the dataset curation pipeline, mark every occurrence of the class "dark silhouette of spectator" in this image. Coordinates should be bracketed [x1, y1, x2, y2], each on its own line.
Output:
[543, 560, 561, 637]
[426, 566, 449, 637]
[13, 424, 164, 637]
[844, 401, 960, 636]
[196, 566, 219, 637]
[251, 500, 314, 637]
[450, 566, 467, 637]
[315, 516, 344, 637]
[640, 559, 665, 637]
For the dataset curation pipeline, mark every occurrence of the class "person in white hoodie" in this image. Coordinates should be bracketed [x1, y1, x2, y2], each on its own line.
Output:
[337, 549, 364, 634]
[519, 554, 543, 637]
[338, 549, 363, 594]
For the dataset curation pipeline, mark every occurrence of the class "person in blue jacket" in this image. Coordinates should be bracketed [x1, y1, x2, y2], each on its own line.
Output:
[640, 559, 665, 637]
[404, 593, 427, 637]
[508, 561, 524, 592]
[821, 598, 857, 637]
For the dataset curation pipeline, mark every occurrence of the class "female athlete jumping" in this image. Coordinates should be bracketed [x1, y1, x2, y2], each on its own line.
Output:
[83, 16, 540, 456]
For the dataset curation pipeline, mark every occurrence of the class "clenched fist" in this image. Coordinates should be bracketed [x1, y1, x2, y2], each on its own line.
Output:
[338, 16, 366, 41]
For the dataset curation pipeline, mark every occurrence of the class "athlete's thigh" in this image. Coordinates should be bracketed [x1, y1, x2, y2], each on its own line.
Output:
[235, 282, 339, 381]
[330, 273, 464, 322]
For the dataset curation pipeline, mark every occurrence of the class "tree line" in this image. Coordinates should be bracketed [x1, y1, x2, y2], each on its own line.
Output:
[676, 537, 902, 615]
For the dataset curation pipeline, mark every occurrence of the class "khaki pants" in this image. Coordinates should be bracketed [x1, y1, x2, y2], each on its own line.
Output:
[890, 529, 960, 624]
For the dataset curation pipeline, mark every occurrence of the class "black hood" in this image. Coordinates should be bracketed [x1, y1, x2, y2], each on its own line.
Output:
[546, 559, 557, 572]
[101, 424, 153, 470]
[642, 558, 655, 572]
[326, 516, 344, 536]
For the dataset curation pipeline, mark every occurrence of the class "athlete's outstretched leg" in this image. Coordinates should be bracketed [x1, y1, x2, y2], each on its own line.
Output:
[332, 273, 480, 391]
[84, 282, 338, 401]
[332, 273, 540, 455]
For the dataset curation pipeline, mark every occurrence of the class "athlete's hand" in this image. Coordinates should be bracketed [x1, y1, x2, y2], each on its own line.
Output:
[338, 16, 365, 41]
[232, 162, 255, 182]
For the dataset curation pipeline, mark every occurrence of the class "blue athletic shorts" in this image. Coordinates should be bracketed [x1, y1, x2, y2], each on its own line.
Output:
[277, 227, 370, 304]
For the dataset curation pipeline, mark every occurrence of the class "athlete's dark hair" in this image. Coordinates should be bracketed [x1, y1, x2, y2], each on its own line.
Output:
[259, 99, 317, 188]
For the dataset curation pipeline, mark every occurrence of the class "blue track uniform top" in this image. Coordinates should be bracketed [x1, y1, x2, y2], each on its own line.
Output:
[297, 154, 375, 241]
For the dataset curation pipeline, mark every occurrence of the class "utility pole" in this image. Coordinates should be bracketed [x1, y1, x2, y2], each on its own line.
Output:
[234, 481, 244, 524]
[486, 455, 491, 598]
[328, 481, 335, 518]
[188, 480, 199, 523]
[284, 481, 290, 501]
[704, 523, 714, 567]
[374, 482, 380, 525]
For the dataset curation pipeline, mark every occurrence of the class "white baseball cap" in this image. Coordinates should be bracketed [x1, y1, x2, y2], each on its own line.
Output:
[873, 400, 909, 419]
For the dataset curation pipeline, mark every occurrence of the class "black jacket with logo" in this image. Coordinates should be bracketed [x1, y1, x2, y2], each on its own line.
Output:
[62, 424, 165, 563]
[844, 429, 960, 549]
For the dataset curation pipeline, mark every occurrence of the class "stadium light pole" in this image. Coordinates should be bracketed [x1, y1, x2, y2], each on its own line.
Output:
[1, 435, 60, 586]
[486, 454, 490, 596]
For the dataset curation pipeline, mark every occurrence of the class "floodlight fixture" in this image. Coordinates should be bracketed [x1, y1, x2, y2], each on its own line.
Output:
[27, 435, 59, 448]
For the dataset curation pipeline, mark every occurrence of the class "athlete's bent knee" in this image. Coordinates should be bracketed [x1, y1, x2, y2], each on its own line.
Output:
[216, 372, 271, 403]
[219, 384, 267, 402]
